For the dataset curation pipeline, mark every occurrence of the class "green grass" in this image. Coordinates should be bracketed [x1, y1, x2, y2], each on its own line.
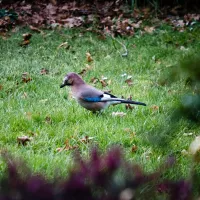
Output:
[0, 26, 200, 179]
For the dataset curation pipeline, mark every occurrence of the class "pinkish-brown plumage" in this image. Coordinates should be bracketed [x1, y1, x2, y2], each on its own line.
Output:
[60, 72, 146, 112]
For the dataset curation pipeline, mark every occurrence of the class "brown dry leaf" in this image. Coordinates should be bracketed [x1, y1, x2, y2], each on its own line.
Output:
[131, 145, 138, 152]
[125, 104, 134, 110]
[100, 80, 107, 87]
[86, 52, 93, 62]
[58, 42, 70, 50]
[170, 5, 182, 15]
[56, 147, 64, 152]
[144, 26, 155, 34]
[64, 140, 78, 151]
[151, 105, 159, 111]
[22, 72, 32, 83]
[0, 85, 3, 90]
[29, 25, 43, 33]
[45, 116, 52, 124]
[25, 112, 32, 120]
[20, 40, 30, 46]
[17, 136, 31, 146]
[63, 17, 84, 28]
[125, 78, 133, 86]
[50, 0, 57, 5]
[79, 69, 87, 76]
[80, 136, 94, 144]
[90, 77, 99, 84]
[132, 20, 142, 29]
[79, 64, 92, 76]
[40, 68, 49, 75]
[112, 112, 127, 117]
[20, 33, 32, 46]
[23, 33, 32, 41]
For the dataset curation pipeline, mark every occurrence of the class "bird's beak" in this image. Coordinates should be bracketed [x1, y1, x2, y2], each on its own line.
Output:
[60, 83, 66, 88]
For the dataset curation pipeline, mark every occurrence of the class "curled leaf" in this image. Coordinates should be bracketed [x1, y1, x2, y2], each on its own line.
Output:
[29, 25, 43, 33]
[90, 77, 99, 84]
[22, 72, 32, 83]
[17, 136, 31, 146]
[20, 33, 32, 46]
[23, 33, 32, 40]
[79, 64, 92, 76]
[125, 78, 133, 86]
[131, 145, 138, 152]
[58, 42, 70, 50]
[86, 52, 93, 62]
[100, 80, 107, 87]
[40, 68, 49, 75]
[80, 136, 94, 144]
[112, 112, 126, 117]
[151, 105, 159, 111]
[45, 116, 52, 124]
[125, 104, 134, 110]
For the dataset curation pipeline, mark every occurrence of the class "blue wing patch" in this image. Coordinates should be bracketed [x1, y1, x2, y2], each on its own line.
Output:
[83, 97, 101, 102]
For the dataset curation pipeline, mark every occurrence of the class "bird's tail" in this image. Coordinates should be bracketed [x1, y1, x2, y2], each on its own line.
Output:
[119, 99, 146, 106]
[100, 98, 146, 106]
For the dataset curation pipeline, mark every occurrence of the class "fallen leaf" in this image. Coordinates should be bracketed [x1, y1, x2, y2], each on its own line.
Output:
[45, 116, 52, 124]
[29, 25, 43, 33]
[17, 136, 31, 146]
[80, 136, 94, 144]
[56, 147, 64, 152]
[78, 69, 87, 76]
[23, 33, 32, 41]
[78, 64, 92, 76]
[63, 140, 78, 151]
[20, 40, 31, 46]
[131, 145, 138, 152]
[90, 77, 99, 84]
[50, 0, 57, 5]
[22, 92, 28, 99]
[144, 26, 155, 33]
[132, 20, 142, 29]
[62, 17, 84, 28]
[0, 85, 3, 90]
[151, 105, 159, 111]
[22, 72, 32, 83]
[112, 112, 126, 117]
[25, 112, 32, 120]
[58, 42, 70, 49]
[100, 80, 107, 87]
[125, 104, 134, 110]
[20, 33, 32, 47]
[125, 78, 133, 86]
[86, 52, 93, 62]
[40, 68, 49, 75]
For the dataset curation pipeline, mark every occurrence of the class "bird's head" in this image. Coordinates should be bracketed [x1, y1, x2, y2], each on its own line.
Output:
[60, 72, 84, 88]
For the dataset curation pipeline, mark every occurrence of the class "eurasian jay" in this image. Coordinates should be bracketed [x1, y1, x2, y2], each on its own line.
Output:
[60, 72, 146, 112]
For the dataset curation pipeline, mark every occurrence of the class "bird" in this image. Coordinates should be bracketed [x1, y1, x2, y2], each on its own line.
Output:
[60, 72, 146, 112]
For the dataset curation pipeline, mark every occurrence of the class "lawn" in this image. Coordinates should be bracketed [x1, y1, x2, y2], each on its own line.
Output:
[0, 25, 200, 179]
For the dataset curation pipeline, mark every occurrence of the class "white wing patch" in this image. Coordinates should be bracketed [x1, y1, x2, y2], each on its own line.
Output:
[101, 93, 112, 101]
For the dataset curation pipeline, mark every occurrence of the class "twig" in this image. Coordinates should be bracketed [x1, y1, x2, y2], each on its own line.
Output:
[109, 34, 128, 57]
